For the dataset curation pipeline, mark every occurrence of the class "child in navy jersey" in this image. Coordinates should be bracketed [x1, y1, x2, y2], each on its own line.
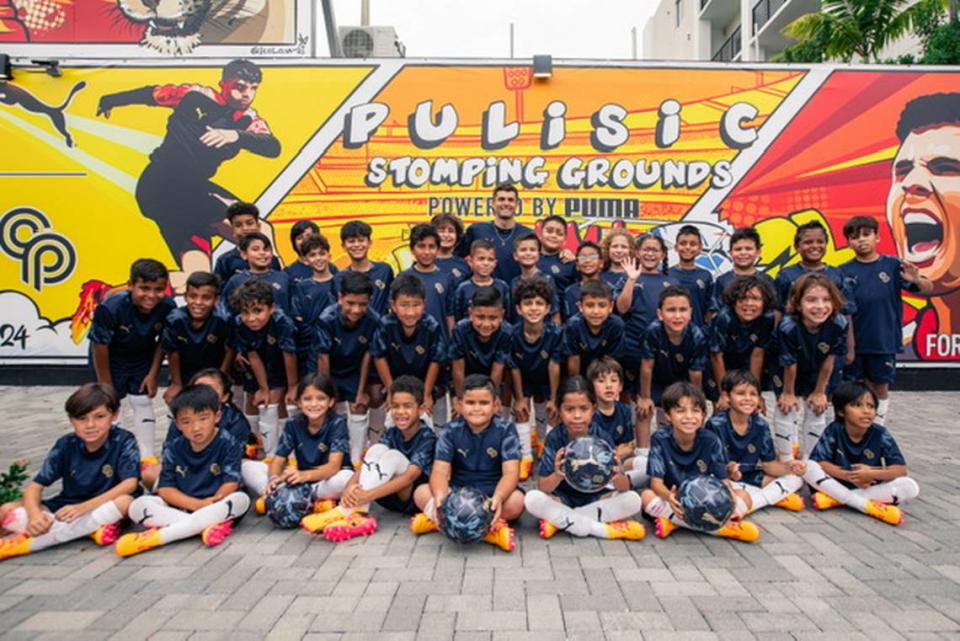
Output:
[710, 227, 777, 313]
[337, 220, 394, 316]
[587, 358, 649, 489]
[117, 385, 249, 556]
[0, 384, 138, 561]
[563, 241, 604, 321]
[804, 381, 918, 525]
[162, 271, 233, 405]
[524, 376, 646, 541]
[509, 278, 563, 480]
[457, 183, 532, 284]
[841, 216, 931, 425]
[537, 215, 577, 292]
[303, 376, 438, 541]
[315, 271, 382, 465]
[600, 229, 633, 296]
[774, 220, 853, 319]
[772, 273, 847, 461]
[410, 375, 523, 551]
[284, 220, 321, 284]
[563, 280, 625, 376]
[706, 371, 805, 515]
[90, 258, 175, 460]
[291, 234, 338, 377]
[231, 279, 297, 457]
[432, 213, 471, 285]
[214, 202, 281, 284]
[670, 225, 714, 328]
[401, 224, 457, 338]
[641, 383, 759, 542]
[220, 232, 292, 316]
[450, 286, 513, 394]
[453, 239, 511, 321]
[509, 233, 561, 323]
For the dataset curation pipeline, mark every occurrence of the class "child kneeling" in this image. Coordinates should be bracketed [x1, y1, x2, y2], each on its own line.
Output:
[1, 384, 139, 560]
[116, 385, 249, 556]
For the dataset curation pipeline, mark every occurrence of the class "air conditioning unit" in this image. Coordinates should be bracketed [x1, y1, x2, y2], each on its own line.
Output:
[338, 26, 406, 58]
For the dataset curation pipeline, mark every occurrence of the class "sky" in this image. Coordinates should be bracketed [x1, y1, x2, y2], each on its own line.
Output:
[318, 0, 659, 59]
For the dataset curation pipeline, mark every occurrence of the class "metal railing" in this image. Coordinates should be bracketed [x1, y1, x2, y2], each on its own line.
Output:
[711, 26, 742, 61]
[753, 0, 790, 33]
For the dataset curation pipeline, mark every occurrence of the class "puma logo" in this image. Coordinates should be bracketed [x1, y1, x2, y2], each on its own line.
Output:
[0, 81, 86, 147]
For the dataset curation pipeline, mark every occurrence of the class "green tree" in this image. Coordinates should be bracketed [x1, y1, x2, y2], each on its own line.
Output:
[781, 0, 948, 63]
[923, 18, 960, 63]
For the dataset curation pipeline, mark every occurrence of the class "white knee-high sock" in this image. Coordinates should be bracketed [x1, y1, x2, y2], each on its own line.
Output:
[803, 460, 869, 511]
[533, 400, 551, 442]
[28, 502, 124, 551]
[245, 413, 261, 440]
[858, 477, 919, 505]
[744, 475, 804, 512]
[259, 404, 280, 457]
[347, 410, 369, 464]
[625, 454, 649, 488]
[129, 495, 188, 527]
[310, 469, 354, 500]
[802, 408, 828, 459]
[876, 399, 890, 426]
[525, 490, 608, 537]
[156, 492, 250, 545]
[127, 394, 157, 459]
[515, 420, 533, 459]
[423, 497, 438, 522]
[773, 405, 800, 461]
[340, 446, 411, 515]
[572, 491, 643, 522]
[643, 496, 684, 526]
[241, 460, 270, 495]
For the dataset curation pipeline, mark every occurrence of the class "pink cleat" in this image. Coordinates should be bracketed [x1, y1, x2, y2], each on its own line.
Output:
[322, 513, 379, 542]
[201, 520, 234, 547]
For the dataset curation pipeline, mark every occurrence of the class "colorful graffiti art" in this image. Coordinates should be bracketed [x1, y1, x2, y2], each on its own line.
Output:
[1, 61, 959, 364]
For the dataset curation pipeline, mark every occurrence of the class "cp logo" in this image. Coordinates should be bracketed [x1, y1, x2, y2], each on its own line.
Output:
[0, 207, 76, 291]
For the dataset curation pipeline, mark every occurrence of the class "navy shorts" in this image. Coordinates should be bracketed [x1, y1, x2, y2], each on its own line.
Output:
[845, 354, 896, 385]
[111, 369, 149, 399]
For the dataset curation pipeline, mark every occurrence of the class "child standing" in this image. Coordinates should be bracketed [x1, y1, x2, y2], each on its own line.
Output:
[600, 229, 633, 296]
[284, 220, 321, 283]
[432, 213, 471, 285]
[711, 227, 776, 313]
[671, 225, 715, 328]
[524, 376, 645, 540]
[116, 385, 249, 556]
[338, 220, 394, 316]
[537, 215, 577, 292]
[90, 258, 175, 460]
[450, 286, 513, 395]
[563, 280, 626, 376]
[510, 233, 561, 323]
[220, 232, 292, 316]
[0, 384, 138, 560]
[453, 239, 511, 321]
[401, 224, 457, 338]
[840, 216, 931, 425]
[291, 234, 338, 378]
[563, 241, 603, 321]
[773, 273, 847, 461]
[774, 221, 851, 315]
[214, 202, 281, 284]
[804, 381, 918, 525]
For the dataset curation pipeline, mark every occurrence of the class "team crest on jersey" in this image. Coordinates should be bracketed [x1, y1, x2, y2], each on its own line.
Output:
[154, 322, 164, 332]
[486, 447, 499, 458]
[747, 444, 756, 454]
[879, 272, 891, 284]
[318, 443, 329, 453]
[415, 345, 426, 355]
[435, 283, 445, 294]
[675, 353, 685, 363]
[207, 334, 219, 344]
[375, 279, 386, 289]
[101, 464, 114, 478]
[863, 449, 874, 460]
[358, 336, 368, 345]
[749, 333, 758, 343]
[551, 265, 560, 274]
[696, 279, 705, 289]
[210, 463, 221, 476]
[272, 282, 281, 290]
[615, 425, 624, 436]
[773, 375, 782, 387]
[540, 349, 549, 359]
[696, 459, 707, 472]
[267, 335, 277, 345]
[453, 268, 464, 278]
[817, 342, 829, 354]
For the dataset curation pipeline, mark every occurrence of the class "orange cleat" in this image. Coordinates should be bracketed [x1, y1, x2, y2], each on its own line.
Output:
[483, 519, 516, 552]
[810, 491, 842, 510]
[715, 520, 761, 542]
[774, 493, 805, 512]
[0, 533, 31, 560]
[301, 506, 347, 534]
[115, 528, 162, 557]
[539, 519, 558, 539]
[654, 516, 679, 539]
[865, 500, 903, 526]
[606, 519, 646, 541]
[519, 457, 534, 482]
[90, 521, 122, 546]
[409, 512, 439, 535]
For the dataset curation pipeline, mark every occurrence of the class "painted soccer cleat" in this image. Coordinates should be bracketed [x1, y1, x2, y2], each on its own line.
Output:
[865, 500, 903, 526]
[409, 512, 439, 534]
[115, 528, 162, 557]
[483, 519, 515, 551]
[139, 456, 159, 475]
[539, 519, 558, 539]
[774, 493, 805, 511]
[201, 520, 234, 547]
[715, 520, 761, 542]
[312, 499, 337, 514]
[654, 516, 679, 538]
[301, 506, 347, 534]
[519, 457, 534, 481]
[810, 491, 842, 510]
[606, 519, 646, 541]
[322, 512, 378, 542]
[90, 521, 122, 546]
[0, 533, 31, 560]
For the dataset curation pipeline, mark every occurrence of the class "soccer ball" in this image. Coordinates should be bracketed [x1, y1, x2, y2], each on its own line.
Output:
[562, 436, 616, 493]
[677, 475, 734, 532]
[265, 483, 314, 528]
[438, 487, 494, 544]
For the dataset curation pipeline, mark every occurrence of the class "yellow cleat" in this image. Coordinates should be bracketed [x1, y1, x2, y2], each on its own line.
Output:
[301, 506, 348, 534]
[483, 519, 516, 552]
[605, 519, 646, 541]
[865, 500, 903, 526]
[115, 528, 162, 557]
[90, 521, 122, 546]
[810, 491, 842, 510]
[715, 520, 761, 543]
[0, 533, 31, 561]
[538, 519, 558, 539]
[254, 496, 267, 516]
[139, 456, 159, 475]
[654, 516, 679, 538]
[774, 493, 805, 512]
[409, 512, 439, 535]
[519, 457, 534, 482]
[312, 499, 337, 514]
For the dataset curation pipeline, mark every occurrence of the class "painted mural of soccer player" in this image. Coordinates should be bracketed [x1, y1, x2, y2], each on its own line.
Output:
[95, 59, 281, 290]
[886, 93, 960, 359]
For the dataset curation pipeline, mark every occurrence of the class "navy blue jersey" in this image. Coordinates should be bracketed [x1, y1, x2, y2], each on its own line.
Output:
[620, 273, 677, 361]
[400, 266, 456, 339]
[336, 262, 394, 316]
[592, 402, 635, 446]
[600, 270, 628, 297]
[708, 307, 775, 372]
[647, 427, 728, 489]
[291, 277, 337, 374]
[284, 260, 313, 284]
[810, 421, 906, 488]
[774, 264, 854, 314]
[220, 270, 292, 317]
[163, 402, 250, 453]
[371, 313, 449, 393]
[562, 314, 626, 374]
[232, 311, 297, 389]
[314, 304, 380, 399]
[539, 422, 615, 508]
[449, 319, 513, 378]
[458, 222, 533, 284]
[161, 307, 232, 384]
[34, 426, 140, 511]
[509, 271, 560, 321]
[562, 279, 618, 321]
[538, 254, 577, 291]
[640, 320, 709, 386]
[436, 256, 471, 286]
[711, 270, 777, 312]
[380, 421, 438, 480]
[275, 412, 352, 470]
[509, 320, 564, 398]
[671, 266, 714, 327]
[157, 428, 243, 499]
[841, 256, 919, 354]
[435, 416, 521, 496]
[89, 290, 176, 377]
[775, 314, 846, 397]
[214, 248, 281, 285]
[453, 278, 512, 321]
[705, 411, 776, 487]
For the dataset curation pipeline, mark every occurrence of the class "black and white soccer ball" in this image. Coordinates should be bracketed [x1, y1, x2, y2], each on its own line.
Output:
[562, 435, 616, 493]
[265, 482, 313, 528]
[677, 475, 734, 532]
[438, 487, 494, 544]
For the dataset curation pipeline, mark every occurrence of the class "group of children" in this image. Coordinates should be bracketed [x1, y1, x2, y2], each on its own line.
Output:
[0, 183, 926, 559]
